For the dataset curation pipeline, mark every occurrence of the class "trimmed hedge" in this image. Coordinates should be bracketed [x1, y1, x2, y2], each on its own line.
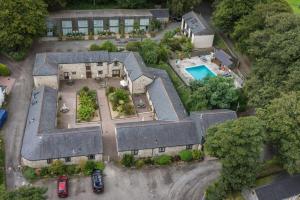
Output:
[0, 64, 10, 76]
[154, 155, 172, 165]
[179, 150, 193, 162]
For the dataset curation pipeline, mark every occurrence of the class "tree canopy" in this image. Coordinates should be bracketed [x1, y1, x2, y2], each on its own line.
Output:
[257, 92, 300, 174]
[0, 185, 47, 200]
[187, 77, 239, 111]
[168, 0, 202, 17]
[205, 116, 264, 195]
[0, 0, 47, 56]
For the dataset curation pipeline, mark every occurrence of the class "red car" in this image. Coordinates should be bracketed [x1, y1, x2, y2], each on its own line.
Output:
[57, 176, 68, 198]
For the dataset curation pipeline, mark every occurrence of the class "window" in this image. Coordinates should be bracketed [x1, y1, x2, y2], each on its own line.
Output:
[88, 154, 95, 160]
[72, 72, 76, 75]
[78, 20, 88, 35]
[109, 19, 119, 33]
[98, 70, 103, 75]
[46, 21, 54, 37]
[125, 19, 134, 26]
[62, 20, 72, 36]
[158, 147, 165, 153]
[97, 62, 103, 66]
[131, 149, 139, 155]
[140, 18, 150, 31]
[94, 19, 104, 34]
[109, 26, 119, 33]
[65, 157, 71, 162]
[186, 145, 193, 150]
[47, 159, 53, 164]
[125, 26, 133, 33]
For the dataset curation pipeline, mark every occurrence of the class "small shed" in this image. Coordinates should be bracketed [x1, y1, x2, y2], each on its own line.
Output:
[212, 49, 234, 68]
[0, 109, 8, 128]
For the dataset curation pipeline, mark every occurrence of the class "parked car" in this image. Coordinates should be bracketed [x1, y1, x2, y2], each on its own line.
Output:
[91, 169, 104, 193]
[0, 109, 7, 128]
[57, 176, 68, 198]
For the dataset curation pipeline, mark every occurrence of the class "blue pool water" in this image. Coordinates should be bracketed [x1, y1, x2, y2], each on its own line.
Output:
[185, 65, 216, 80]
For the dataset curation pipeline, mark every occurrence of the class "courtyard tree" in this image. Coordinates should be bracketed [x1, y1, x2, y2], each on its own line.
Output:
[257, 92, 300, 174]
[168, 0, 202, 17]
[187, 77, 239, 111]
[139, 39, 160, 64]
[205, 116, 265, 192]
[0, 0, 48, 60]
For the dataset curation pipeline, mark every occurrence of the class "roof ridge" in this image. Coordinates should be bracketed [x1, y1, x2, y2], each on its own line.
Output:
[117, 120, 192, 129]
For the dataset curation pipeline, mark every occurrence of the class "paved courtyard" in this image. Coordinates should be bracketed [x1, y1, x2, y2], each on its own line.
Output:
[34, 160, 221, 200]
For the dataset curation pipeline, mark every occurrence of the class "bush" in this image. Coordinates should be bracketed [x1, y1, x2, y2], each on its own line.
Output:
[106, 86, 116, 95]
[84, 160, 97, 175]
[192, 149, 204, 161]
[65, 165, 76, 175]
[123, 103, 135, 115]
[23, 167, 37, 181]
[49, 160, 65, 176]
[78, 87, 98, 121]
[144, 157, 154, 165]
[135, 159, 145, 169]
[205, 180, 227, 200]
[90, 44, 101, 51]
[126, 41, 141, 52]
[95, 161, 105, 171]
[40, 167, 50, 177]
[154, 155, 172, 165]
[7, 50, 27, 61]
[121, 154, 135, 167]
[99, 40, 117, 52]
[179, 150, 193, 162]
[0, 64, 10, 76]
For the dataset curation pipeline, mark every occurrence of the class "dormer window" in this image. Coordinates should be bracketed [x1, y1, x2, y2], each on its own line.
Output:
[114, 61, 118, 66]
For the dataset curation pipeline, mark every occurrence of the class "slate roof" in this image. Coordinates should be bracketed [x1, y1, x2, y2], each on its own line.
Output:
[33, 52, 152, 81]
[21, 86, 103, 161]
[214, 49, 234, 67]
[190, 109, 237, 139]
[116, 120, 200, 151]
[150, 9, 169, 19]
[255, 175, 300, 200]
[182, 11, 213, 35]
[147, 68, 187, 121]
[49, 9, 153, 19]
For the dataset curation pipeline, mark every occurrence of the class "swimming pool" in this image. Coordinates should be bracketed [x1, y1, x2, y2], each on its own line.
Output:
[185, 65, 216, 80]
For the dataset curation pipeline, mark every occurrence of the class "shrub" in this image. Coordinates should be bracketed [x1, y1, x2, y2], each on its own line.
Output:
[123, 103, 135, 115]
[49, 160, 65, 176]
[84, 160, 97, 175]
[90, 44, 101, 51]
[205, 180, 227, 200]
[144, 157, 154, 165]
[179, 150, 193, 162]
[78, 87, 98, 121]
[192, 149, 204, 161]
[7, 50, 27, 61]
[106, 86, 116, 95]
[65, 165, 76, 175]
[121, 154, 135, 167]
[40, 167, 50, 177]
[99, 40, 117, 52]
[0, 64, 10, 76]
[135, 159, 145, 169]
[95, 161, 105, 171]
[23, 167, 37, 181]
[126, 41, 141, 52]
[154, 155, 172, 165]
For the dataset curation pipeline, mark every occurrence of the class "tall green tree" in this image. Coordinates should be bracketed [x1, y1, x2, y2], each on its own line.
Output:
[212, 0, 260, 33]
[44, 0, 67, 10]
[187, 77, 239, 111]
[206, 116, 265, 192]
[257, 92, 300, 174]
[168, 0, 202, 17]
[0, 0, 47, 54]
[117, 0, 146, 8]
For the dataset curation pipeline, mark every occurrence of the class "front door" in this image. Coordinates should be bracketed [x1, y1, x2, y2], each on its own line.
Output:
[64, 72, 69, 80]
[112, 70, 120, 77]
[86, 71, 92, 78]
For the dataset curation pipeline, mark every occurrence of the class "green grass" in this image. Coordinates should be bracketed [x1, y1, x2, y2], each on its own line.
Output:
[286, 0, 300, 14]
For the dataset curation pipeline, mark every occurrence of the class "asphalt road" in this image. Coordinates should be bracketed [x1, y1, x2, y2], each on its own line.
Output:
[34, 160, 221, 200]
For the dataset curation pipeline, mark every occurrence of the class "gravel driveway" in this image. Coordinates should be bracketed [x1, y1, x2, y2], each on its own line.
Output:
[34, 160, 220, 200]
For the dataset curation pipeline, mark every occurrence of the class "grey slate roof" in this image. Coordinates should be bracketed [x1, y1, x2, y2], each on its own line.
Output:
[147, 68, 187, 121]
[21, 86, 103, 161]
[33, 52, 152, 81]
[49, 9, 153, 19]
[255, 175, 300, 200]
[116, 120, 200, 151]
[182, 11, 213, 35]
[214, 49, 234, 67]
[190, 109, 237, 139]
[150, 9, 169, 19]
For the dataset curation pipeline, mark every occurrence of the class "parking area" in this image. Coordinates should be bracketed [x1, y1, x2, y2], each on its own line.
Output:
[34, 160, 221, 200]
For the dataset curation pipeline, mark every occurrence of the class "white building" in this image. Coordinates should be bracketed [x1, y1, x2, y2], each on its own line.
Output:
[181, 11, 214, 49]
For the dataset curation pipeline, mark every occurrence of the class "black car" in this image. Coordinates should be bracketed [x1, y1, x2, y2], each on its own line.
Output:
[91, 169, 104, 193]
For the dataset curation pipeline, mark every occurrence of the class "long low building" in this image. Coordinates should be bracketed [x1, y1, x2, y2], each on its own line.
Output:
[46, 9, 169, 37]
[21, 86, 103, 168]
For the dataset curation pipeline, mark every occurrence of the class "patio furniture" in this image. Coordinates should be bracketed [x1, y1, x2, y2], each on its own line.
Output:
[137, 99, 146, 108]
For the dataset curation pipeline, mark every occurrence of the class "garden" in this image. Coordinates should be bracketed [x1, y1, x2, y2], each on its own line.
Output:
[121, 149, 204, 169]
[22, 160, 105, 182]
[76, 86, 100, 123]
[107, 86, 136, 119]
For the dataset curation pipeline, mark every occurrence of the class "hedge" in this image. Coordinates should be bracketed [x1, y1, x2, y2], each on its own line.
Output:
[154, 155, 172, 165]
[0, 64, 10, 76]
[179, 150, 193, 162]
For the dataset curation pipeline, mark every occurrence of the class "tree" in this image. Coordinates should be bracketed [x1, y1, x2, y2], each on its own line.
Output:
[187, 77, 239, 111]
[212, 0, 260, 33]
[257, 92, 300, 174]
[0, 0, 47, 56]
[168, 0, 202, 17]
[99, 41, 118, 52]
[0, 185, 47, 200]
[139, 39, 160, 64]
[44, 0, 67, 11]
[205, 116, 265, 191]
[117, 0, 146, 8]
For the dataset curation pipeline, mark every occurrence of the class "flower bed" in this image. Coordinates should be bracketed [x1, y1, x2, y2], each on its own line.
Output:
[76, 86, 100, 122]
[107, 87, 136, 119]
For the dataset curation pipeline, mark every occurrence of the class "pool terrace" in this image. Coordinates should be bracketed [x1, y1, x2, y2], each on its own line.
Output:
[170, 55, 243, 88]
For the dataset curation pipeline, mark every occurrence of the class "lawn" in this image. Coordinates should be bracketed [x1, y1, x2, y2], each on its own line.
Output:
[286, 0, 300, 14]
